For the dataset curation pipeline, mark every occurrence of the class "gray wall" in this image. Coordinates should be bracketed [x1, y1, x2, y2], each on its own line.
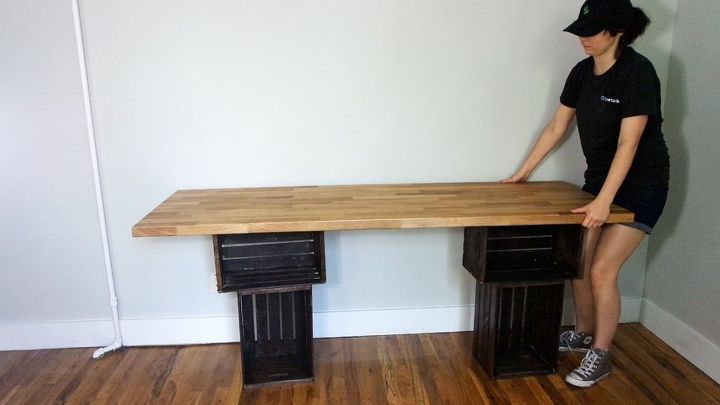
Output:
[0, 2, 110, 323]
[645, 0, 720, 344]
[77, 0, 586, 324]
[1, 0, 676, 347]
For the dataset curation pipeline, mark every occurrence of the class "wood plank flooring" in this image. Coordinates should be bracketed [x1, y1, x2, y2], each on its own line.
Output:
[1, 324, 718, 404]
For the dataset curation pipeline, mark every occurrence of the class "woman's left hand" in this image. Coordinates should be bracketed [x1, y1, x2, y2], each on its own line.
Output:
[571, 198, 611, 229]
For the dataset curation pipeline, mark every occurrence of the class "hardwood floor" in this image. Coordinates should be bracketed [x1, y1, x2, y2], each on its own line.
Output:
[1, 324, 718, 404]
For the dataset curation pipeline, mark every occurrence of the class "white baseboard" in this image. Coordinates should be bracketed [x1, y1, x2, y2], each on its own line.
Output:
[0, 319, 114, 351]
[2, 297, 643, 350]
[640, 299, 720, 383]
[561, 297, 643, 326]
[120, 305, 476, 345]
[121, 316, 240, 346]
[313, 305, 475, 338]
[113, 294, 642, 345]
[0, 306, 475, 351]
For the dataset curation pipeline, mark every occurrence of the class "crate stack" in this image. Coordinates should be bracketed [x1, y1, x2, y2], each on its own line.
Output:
[213, 232, 326, 387]
[463, 225, 583, 378]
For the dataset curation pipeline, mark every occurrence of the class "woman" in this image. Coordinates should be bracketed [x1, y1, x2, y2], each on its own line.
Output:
[502, 0, 670, 388]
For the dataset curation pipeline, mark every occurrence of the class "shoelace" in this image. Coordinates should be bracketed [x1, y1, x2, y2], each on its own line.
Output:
[575, 351, 600, 378]
[561, 331, 581, 359]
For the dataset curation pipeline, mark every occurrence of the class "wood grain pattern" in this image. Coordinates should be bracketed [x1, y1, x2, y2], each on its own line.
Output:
[1, 325, 718, 404]
[132, 182, 634, 236]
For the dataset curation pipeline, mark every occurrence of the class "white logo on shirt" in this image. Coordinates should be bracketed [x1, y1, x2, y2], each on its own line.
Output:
[601, 96, 620, 104]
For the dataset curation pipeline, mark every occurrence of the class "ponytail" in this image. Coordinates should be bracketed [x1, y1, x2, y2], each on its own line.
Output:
[620, 7, 651, 47]
[607, 7, 650, 57]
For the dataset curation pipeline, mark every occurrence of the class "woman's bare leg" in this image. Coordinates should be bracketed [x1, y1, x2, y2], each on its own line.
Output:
[571, 227, 603, 334]
[588, 224, 646, 350]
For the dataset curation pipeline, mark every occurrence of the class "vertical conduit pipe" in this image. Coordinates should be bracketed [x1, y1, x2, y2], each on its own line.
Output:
[70, 0, 124, 358]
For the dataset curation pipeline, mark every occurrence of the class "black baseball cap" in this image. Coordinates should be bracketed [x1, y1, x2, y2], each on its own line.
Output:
[564, 0, 634, 37]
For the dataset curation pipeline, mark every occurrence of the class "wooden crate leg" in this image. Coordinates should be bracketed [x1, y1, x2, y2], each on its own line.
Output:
[473, 281, 565, 378]
[237, 286, 314, 387]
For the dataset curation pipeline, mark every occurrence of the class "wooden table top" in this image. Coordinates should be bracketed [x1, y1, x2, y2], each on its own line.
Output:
[131, 181, 634, 237]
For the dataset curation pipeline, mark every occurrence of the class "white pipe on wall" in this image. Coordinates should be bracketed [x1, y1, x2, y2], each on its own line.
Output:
[70, 0, 124, 358]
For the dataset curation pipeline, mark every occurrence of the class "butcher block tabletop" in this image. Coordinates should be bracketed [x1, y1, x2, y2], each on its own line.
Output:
[131, 181, 634, 237]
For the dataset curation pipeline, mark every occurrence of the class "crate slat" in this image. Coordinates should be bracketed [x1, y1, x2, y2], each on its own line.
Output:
[222, 241, 316, 259]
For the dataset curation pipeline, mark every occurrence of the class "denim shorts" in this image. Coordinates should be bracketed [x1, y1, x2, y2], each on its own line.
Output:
[582, 183, 668, 235]
[620, 221, 653, 235]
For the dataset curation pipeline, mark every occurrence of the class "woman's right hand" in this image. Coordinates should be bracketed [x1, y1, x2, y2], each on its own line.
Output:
[500, 105, 575, 184]
[501, 170, 530, 183]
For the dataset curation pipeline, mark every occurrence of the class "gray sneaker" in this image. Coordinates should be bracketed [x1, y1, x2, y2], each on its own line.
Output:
[565, 348, 611, 387]
[558, 330, 594, 352]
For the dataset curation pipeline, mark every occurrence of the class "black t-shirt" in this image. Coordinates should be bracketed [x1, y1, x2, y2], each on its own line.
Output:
[560, 47, 669, 190]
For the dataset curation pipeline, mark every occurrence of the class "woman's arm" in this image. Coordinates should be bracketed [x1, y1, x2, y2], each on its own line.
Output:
[502, 104, 576, 183]
[571, 115, 648, 228]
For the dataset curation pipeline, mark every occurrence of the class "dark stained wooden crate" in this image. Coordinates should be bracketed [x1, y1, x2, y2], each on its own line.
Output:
[463, 225, 583, 283]
[473, 280, 565, 378]
[214, 232, 326, 292]
[238, 285, 314, 386]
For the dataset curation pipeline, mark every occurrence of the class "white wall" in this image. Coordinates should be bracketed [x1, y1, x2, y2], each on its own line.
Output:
[642, 0, 720, 382]
[1, 0, 676, 348]
[0, 0, 112, 348]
